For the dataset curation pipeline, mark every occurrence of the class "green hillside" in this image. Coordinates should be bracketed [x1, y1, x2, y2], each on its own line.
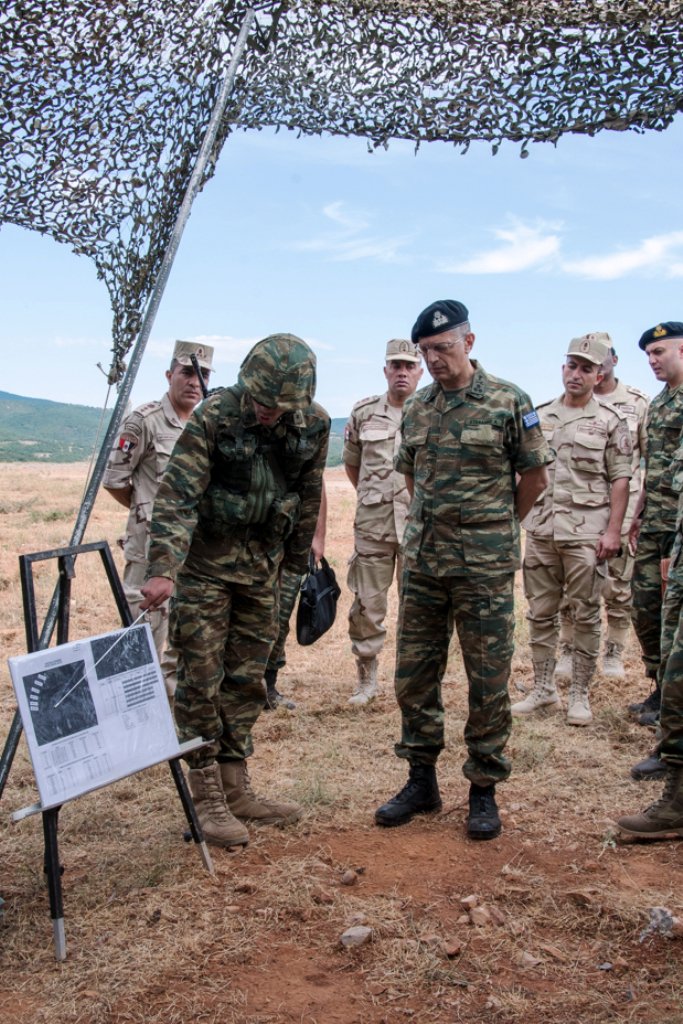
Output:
[0, 392, 347, 466]
[0, 391, 112, 462]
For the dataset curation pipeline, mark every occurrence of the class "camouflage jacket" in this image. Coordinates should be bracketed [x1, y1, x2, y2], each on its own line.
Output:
[102, 393, 185, 564]
[524, 394, 632, 542]
[343, 391, 410, 544]
[147, 385, 330, 585]
[595, 378, 649, 528]
[641, 381, 683, 535]
[396, 361, 552, 577]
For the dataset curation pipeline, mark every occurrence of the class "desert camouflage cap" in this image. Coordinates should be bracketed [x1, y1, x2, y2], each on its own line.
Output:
[385, 338, 421, 363]
[238, 334, 317, 410]
[566, 332, 611, 366]
[172, 340, 214, 371]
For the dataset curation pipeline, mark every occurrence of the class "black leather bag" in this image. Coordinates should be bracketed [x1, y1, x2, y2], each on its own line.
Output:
[295, 554, 341, 646]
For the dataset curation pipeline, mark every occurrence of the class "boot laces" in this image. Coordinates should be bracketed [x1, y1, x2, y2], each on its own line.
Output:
[471, 786, 496, 815]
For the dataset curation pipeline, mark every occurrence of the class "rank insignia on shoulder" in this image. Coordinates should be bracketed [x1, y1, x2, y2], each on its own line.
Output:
[117, 434, 137, 453]
[522, 410, 540, 429]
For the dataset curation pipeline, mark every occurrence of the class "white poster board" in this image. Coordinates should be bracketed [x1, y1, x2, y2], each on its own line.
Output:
[9, 623, 181, 809]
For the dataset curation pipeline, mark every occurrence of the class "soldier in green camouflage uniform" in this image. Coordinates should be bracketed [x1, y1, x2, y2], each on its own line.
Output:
[628, 323, 683, 726]
[141, 335, 330, 848]
[374, 300, 551, 841]
[618, 385, 683, 838]
[514, 333, 632, 726]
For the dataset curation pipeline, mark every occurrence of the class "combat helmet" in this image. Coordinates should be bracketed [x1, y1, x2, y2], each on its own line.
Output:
[238, 334, 317, 410]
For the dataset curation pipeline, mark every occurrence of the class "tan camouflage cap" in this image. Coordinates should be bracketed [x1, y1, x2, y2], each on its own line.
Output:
[566, 331, 611, 366]
[385, 338, 421, 363]
[172, 340, 214, 371]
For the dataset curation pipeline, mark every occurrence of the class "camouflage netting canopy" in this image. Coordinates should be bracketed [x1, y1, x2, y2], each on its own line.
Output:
[2, 0, 682, 377]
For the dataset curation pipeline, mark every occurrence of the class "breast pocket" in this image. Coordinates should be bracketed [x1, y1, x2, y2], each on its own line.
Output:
[570, 432, 606, 474]
[459, 423, 504, 476]
[154, 431, 180, 481]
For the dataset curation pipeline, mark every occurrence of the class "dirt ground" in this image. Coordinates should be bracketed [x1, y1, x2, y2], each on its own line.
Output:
[0, 464, 682, 1024]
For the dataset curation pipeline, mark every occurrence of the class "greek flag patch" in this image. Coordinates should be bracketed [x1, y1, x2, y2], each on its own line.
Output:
[522, 410, 540, 429]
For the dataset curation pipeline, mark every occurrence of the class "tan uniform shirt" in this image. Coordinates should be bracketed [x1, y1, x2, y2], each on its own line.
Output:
[343, 392, 410, 544]
[102, 393, 184, 564]
[524, 394, 632, 542]
[596, 379, 649, 527]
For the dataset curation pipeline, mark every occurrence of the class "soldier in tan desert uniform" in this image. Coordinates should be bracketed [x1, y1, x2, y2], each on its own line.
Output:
[554, 341, 649, 680]
[102, 340, 214, 696]
[513, 332, 632, 726]
[343, 338, 423, 705]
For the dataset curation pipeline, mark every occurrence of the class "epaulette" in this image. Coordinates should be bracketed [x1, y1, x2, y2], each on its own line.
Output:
[622, 383, 650, 401]
[133, 399, 163, 419]
[352, 394, 381, 412]
[535, 398, 555, 411]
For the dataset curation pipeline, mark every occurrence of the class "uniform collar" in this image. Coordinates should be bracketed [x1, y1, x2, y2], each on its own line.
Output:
[161, 391, 185, 427]
[425, 360, 488, 405]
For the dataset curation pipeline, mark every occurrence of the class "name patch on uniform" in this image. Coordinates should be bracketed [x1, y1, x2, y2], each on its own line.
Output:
[522, 410, 540, 429]
[117, 434, 137, 454]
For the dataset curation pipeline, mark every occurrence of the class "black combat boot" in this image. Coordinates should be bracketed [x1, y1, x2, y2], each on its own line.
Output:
[467, 783, 502, 840]
[375, 763, 442, 827]
[628, 683, 661, 719]
[263, 668, 296, 711]
[631, 748, 667, 781]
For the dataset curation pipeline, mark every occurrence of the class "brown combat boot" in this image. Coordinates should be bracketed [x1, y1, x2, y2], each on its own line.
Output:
[220, 760, 302, 825]
[617, 765, 683, 838]
[511, 657, 560, 716]
[554, 642, 573, 682]
[187, 763, 249, 848]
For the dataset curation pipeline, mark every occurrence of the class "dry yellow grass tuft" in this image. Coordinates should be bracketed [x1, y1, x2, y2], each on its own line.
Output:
[1, 463, 682, 1024]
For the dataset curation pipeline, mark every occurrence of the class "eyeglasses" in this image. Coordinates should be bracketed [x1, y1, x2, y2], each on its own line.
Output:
[417, 339, 463, 357]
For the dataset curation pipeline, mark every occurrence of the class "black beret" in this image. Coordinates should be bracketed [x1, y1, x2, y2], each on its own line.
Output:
[638, 321, 683, 350]
[411, 300, 469, 344]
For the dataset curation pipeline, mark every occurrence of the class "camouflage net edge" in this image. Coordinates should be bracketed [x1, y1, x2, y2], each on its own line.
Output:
[1, 0, 682, 375]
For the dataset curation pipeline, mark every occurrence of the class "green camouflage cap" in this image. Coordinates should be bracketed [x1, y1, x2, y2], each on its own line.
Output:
[238, 333, 317, 410]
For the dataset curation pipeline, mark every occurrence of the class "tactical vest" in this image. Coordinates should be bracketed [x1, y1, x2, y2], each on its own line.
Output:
[197, 385, 319, 541]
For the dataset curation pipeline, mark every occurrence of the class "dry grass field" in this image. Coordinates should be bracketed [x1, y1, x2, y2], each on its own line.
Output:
[1, 462, 682, 1024]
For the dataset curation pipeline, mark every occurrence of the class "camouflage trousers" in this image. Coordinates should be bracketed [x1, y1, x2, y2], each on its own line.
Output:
[347, 535, 402, 660]
[656, 575, 683, 765]
[394, 568, 514, 786]
[523, 536, 602, 661]
[265, 568, 302, 672]
[557, 534, 634, 649]
[170, 566, 278, 768]
[632, 529, 676, 678]
[124, 559, 177, 697]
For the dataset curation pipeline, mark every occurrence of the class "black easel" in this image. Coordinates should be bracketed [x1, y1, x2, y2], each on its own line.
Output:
[1, 540, 213, 960]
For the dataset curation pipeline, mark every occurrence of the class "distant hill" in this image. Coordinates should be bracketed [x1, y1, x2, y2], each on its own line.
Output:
[0, 392, 347, 466]
[0, 391, 113, 462]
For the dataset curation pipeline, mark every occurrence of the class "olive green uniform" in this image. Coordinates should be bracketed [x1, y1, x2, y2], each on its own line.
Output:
[632, 382, 683, 677]
[343, 392, 410, 660]
[102, 393, 183, 695]
[147, 385, 329, 767]
[523, 395, 632, 662]
[393, 362, 552, 785]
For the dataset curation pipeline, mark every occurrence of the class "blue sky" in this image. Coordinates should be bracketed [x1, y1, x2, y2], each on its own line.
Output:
[1, 117, 682, 419]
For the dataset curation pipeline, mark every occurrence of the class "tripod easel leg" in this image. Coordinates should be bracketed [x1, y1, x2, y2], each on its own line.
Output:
[42, 807, 66, 961]
[168, 757, 214, 875]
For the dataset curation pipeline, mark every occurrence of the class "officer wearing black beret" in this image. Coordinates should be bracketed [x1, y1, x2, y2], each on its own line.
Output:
[375, 298, 553, 841]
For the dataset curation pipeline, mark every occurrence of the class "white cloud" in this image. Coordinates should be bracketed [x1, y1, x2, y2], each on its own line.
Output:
[288, 201, 411, 264]
[439, 218, 562, 274]
[562, 230, 683, 279]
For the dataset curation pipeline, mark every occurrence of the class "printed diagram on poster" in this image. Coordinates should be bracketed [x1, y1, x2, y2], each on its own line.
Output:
[9, 624, 181, 809]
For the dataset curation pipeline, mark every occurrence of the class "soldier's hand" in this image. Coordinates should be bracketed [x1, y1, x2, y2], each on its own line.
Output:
[595, 529, 621, 562]
[628, 516, 641, 553]
[140, 576, 174, 609]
